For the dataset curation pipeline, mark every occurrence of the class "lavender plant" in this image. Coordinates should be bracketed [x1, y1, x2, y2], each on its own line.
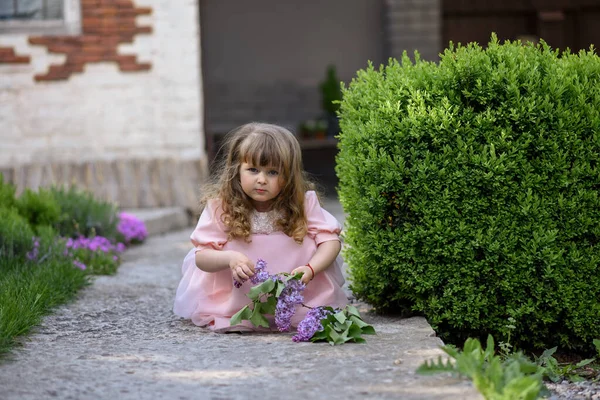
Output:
[231, 259, 375, 345]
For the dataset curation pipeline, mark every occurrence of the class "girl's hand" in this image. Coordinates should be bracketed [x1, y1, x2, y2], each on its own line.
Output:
[291, 265, 314, 285]
[229, 252, 255, 283]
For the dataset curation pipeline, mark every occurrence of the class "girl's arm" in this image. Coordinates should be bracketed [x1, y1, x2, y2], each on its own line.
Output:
[292, 240, 341, 284]
[195, 249, 255, 281]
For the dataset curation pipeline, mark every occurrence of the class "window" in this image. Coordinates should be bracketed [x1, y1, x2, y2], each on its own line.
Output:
[0, 0, 81, 35]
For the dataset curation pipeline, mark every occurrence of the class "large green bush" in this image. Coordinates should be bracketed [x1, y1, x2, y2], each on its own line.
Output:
[336, 37, 600, 352]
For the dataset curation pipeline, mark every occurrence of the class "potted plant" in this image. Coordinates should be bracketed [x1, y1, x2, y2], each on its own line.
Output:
[319, 65, 342, 137]
[299, 119, 327, 140]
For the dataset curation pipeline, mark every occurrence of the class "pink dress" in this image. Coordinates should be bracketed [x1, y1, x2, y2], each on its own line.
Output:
[173, 191, 348, 332]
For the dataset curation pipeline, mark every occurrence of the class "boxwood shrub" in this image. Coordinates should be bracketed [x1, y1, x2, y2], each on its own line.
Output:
[336, 36, 600, 352]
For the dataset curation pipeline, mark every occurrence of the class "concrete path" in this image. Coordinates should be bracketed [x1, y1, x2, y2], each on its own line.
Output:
[0, 201, 482, 400]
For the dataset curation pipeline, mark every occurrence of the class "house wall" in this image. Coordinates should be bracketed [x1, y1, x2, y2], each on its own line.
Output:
[385, 0, 442, 62]
[200, 0, 385, 135]
[0, 0, 206, 210]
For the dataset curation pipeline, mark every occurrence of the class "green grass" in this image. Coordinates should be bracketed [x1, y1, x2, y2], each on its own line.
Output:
[0, 257, 89, 358]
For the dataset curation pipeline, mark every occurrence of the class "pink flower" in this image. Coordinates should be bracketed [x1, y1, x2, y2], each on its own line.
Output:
[117, 212, 147, 244]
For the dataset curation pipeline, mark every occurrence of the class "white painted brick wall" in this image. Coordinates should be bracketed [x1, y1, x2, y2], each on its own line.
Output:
[0, 0, 204, 167]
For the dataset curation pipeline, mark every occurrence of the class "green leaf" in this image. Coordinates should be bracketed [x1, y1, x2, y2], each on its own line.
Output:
[360, 325, 376, 335]
[333, 311, 347, 324]
[333, 320, 352, 332]
[568, 374, 585, 383]
[311, 328, 328, 341]
[539, 347, 557, 360]
[261, 295, 277, 315]
[500, 376, 542, 400]
[248, 279, 276, 301]
[348, 323, 363, 339]
[249, 302, 270, 328]
[416, 356, 456, 375]
[483, 334, 495, 361]
[230, 305, 251, 326]
[338, 324, 352, 342]
[275, 280, 286, 297]
[573, 358, 594, 369]
[345, 305, 361, 318]
[285, 272, 304, 281]
[326, 325, 341, 345]
[441, 344, 460, 359]
[349, 315, 369, 328]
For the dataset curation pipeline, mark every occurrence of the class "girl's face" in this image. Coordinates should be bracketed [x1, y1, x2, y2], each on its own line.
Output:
[239, 162, 283, 212]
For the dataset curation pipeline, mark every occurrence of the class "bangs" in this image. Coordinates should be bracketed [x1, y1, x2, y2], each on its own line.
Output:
[239, 133, 285, 168]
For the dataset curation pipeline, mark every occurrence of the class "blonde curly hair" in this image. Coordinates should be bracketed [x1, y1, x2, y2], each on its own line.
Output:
[201, 122, 316, 243]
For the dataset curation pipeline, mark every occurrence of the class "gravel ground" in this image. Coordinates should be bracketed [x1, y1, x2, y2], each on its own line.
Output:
[546, 381, 600, 399]
[0, 228, 482, 400]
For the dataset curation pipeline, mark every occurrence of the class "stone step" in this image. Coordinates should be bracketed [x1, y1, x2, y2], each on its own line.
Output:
[124, 207, 191, 237]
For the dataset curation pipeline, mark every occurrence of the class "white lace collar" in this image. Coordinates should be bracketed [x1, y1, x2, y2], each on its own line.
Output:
[250, 209, 283, 234]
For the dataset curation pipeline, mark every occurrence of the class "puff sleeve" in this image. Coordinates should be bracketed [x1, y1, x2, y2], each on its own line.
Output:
[305, 191, 342, 245]
[190, 199, 228, 251]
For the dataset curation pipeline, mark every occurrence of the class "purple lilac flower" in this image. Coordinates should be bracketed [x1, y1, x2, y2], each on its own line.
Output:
[292, 307, 332, 342]
[275, 278, 306, 332]
[234, 258, 272, 288]
[117, 212, 148, 244]
[250, 259, 271, 284]
[26, 237, 40, 261]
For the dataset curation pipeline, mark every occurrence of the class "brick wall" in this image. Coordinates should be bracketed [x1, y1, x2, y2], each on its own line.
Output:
[29, 0, 153, 81]
[384, 0, 442, 62]
[0, 0, 206, 209]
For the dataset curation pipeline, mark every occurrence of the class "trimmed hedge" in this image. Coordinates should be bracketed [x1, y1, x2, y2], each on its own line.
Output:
[336, 37, 600, 352]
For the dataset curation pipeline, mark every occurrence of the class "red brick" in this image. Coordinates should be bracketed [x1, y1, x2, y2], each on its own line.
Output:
[47, 44, 78, 54]
[119, 62, 151, 72]
[135, 26, 152, 34]
[29, 37, 52, 45]
[82, 17, 103, 27]
[113, 54, 137, 63]
[135, 7, 152, 15]
[1, 56, 30, 64]
[114, 0, 134, 8]
[64, 62, 85, 73]
[0, 47, 15, 56]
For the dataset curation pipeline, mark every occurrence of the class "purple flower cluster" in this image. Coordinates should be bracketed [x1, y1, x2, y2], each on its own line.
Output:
[250, 259, 271, 284]
[275, 278, 306, 332]
[65, 236, 126, 254]
[117, 212, 148, 244]
[64, 236, 125, 270]
[233, 258, 272, 288]
[292, 306, 332, 342]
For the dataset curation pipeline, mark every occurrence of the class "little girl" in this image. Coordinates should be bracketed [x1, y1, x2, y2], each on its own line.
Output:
[173, 122, 348, 332]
